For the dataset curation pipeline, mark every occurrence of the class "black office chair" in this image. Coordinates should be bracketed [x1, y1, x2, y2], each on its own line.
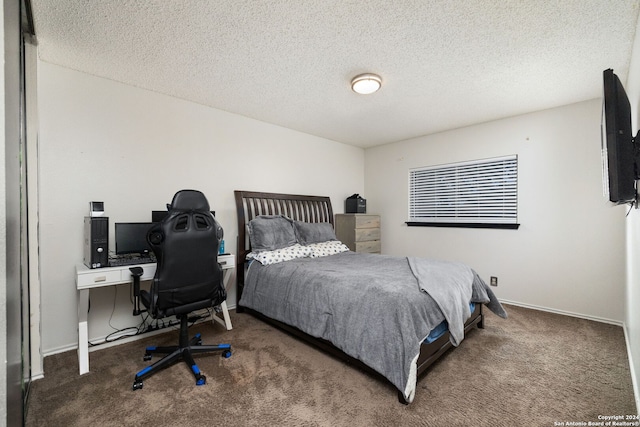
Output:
[131, 189, 231, 390]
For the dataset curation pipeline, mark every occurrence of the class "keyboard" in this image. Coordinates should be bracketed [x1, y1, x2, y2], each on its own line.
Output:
[108, 256, 155, 267]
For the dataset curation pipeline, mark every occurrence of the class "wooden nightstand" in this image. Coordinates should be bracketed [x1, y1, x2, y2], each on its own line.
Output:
[335, 214, 381, 254]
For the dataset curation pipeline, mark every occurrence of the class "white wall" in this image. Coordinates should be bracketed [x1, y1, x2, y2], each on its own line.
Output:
[623, 10, 640, 411]
[37, 61, 364, 354]
[364, 100, 627, 322]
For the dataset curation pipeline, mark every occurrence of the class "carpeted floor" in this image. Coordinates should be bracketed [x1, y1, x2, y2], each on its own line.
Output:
[26, 304, 637, 426]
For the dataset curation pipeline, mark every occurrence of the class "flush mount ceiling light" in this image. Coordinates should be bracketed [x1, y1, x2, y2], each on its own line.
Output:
[351, 73, 382, 95]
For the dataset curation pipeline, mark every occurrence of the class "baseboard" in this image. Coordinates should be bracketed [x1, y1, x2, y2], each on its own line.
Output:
[40, 308, 225, 359]
[35, 326, 178, 381]
[500, 299, 624, 326]
[40, 323, 175, 359]
[623, 324, 640, 415]
[87, 324, 178, 352]
[43, 343, 78, 358]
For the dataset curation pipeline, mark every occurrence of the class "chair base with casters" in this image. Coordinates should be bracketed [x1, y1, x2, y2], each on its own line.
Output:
[132, 314, 232, 390]
[130, 265, 232, 391]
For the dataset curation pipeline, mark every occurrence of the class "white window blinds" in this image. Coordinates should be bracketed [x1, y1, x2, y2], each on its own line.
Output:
[408, 155, 518, 228]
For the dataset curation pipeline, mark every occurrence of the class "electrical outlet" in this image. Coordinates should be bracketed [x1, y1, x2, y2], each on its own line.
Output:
[490, 276, 498, 286]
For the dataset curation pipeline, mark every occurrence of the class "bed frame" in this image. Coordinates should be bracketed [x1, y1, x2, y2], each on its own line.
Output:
[234, 190, 484, 404]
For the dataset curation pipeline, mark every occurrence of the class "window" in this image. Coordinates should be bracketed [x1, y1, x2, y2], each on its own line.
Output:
[408, 155, 519, 229]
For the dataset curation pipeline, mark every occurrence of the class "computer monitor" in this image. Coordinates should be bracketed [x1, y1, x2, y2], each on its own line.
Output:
[151, 211, 168, 223]
[115, 222, 155, 255]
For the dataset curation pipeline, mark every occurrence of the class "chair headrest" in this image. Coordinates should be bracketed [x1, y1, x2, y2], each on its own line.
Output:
[169, 190, 210, 212]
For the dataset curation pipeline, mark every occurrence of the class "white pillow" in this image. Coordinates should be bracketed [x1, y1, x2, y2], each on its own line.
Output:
[248, 243, 312, 265]
[306, 240, 350, 258]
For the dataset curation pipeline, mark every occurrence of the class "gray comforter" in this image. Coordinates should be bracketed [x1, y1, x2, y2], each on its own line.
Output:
[240, 251, 507, 403]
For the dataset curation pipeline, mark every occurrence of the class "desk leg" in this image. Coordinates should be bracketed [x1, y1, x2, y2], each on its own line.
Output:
[211, 268, 233, 330]
[77, 289, 90, 375]
[211, 302, 232, 330]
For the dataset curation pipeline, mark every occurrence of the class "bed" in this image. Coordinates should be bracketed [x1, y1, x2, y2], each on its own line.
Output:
[234, 190, 507, 404]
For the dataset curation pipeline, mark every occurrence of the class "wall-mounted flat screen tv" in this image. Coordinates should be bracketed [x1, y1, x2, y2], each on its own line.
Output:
[601, 68, 639, 205]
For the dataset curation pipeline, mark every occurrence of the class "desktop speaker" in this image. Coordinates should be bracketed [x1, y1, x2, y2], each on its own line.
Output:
[84, 216, 109, 268]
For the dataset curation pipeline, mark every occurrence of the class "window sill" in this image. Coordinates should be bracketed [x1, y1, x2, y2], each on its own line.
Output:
[406, 222, 520, 230]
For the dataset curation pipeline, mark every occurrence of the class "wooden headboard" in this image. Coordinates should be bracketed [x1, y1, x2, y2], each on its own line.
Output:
[233, 190, 334, 307]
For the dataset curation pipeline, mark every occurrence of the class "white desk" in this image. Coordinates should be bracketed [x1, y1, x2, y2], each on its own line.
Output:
[75, 253, 235, 375]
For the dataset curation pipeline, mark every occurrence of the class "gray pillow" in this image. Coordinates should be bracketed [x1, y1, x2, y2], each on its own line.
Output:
[248, 215, 297, 252]
[294, 221, 336, 245]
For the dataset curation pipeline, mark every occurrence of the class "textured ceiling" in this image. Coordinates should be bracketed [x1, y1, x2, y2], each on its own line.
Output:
[30, 0, 640, 148]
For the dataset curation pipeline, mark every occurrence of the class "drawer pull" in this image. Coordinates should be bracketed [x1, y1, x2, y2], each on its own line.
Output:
[94, 276, 107, 283]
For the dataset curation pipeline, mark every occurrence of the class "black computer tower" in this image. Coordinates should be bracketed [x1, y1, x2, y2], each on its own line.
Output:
[84, 216, 109, 268]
